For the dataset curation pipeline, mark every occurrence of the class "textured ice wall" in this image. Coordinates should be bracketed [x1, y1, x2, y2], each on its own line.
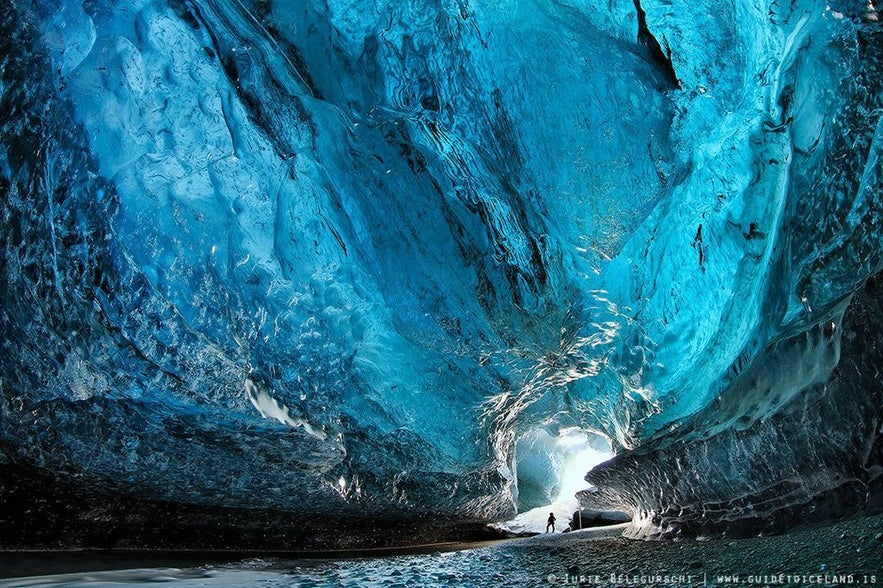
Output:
[585, 277, 883, 538]
[578, 0, 883, 536]
[1, 0, 881, 534]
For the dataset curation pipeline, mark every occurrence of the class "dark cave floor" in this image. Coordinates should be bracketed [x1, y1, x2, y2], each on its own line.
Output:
[1, 513, 881, 586]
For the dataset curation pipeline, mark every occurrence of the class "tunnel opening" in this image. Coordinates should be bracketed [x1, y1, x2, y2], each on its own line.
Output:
[499, 427, 616, 534]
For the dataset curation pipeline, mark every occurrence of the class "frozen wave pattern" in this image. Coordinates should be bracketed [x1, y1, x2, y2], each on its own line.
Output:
[1, 0, 881, 535]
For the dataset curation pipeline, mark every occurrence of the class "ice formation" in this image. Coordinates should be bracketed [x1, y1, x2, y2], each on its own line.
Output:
[0, 0, 881, 542]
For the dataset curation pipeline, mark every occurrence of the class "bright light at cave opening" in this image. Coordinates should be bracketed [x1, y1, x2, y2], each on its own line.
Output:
[554, 428, 612, 502]
[500, 428, 613, 534]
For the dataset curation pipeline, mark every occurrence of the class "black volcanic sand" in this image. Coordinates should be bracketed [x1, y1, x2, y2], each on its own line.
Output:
[505, 515, 883, 587]
[1, 514, 880, 586]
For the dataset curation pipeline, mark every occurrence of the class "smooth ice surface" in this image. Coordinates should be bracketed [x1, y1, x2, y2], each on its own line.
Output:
[1, 0, 881, 531]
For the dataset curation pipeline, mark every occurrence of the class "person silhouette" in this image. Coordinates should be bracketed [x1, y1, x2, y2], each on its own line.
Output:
[546, 512, 556, 533]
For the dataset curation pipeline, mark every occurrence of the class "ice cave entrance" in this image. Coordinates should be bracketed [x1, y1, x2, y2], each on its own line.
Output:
[503, 428, 614, 534]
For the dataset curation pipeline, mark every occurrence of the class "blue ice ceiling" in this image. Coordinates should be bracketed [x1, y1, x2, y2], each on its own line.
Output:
[1, 0, 881, 528]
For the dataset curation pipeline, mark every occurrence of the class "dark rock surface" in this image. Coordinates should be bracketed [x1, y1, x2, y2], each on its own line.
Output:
[567, 508, 632, 531]
[0, 461, 505, 552]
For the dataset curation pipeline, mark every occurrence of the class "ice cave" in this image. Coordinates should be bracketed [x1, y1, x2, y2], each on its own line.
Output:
[1, 0, 882, 583]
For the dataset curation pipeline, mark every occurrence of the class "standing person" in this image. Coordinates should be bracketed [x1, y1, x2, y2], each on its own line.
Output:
[546, 512, 556, 533]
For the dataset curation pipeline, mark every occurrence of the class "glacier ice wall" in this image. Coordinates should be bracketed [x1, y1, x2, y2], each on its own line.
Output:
[576, 0, 883, 536]
[0, 0, 881, 540]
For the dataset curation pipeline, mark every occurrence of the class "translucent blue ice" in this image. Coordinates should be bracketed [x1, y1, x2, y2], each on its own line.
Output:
[1, 0, 880, 528]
